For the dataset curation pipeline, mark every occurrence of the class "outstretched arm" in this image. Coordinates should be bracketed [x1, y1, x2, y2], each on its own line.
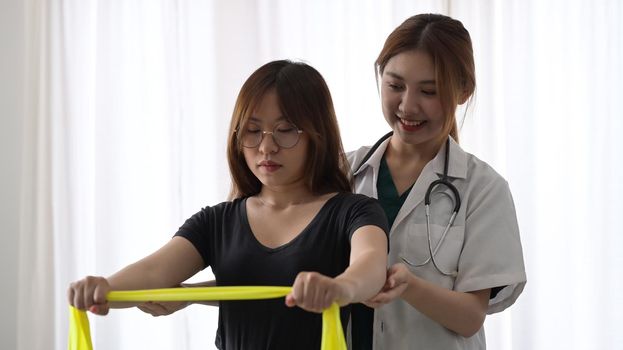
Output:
[67, 236, 204, 315]
[285, 225, 388, 313]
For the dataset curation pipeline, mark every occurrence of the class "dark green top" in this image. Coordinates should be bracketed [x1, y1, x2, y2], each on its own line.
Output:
[376, 156, 413, 228]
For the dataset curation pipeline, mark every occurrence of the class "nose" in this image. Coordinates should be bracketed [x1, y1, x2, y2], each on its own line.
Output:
[399, 89, 420, 116]
[257, 131, 279, 154]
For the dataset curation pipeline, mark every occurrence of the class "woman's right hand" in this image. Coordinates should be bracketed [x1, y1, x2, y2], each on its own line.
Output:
[67, 276, 111, 315]
[285, 271, 353, 313]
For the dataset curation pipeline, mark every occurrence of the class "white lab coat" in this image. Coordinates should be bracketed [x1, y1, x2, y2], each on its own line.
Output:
[347, 136, 526, 350]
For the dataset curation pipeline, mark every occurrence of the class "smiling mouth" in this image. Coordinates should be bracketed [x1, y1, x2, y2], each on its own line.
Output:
[398, 117, 426, 127]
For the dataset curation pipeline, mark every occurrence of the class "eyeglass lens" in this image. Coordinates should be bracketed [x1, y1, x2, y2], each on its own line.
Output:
[241, 122, 301, 149]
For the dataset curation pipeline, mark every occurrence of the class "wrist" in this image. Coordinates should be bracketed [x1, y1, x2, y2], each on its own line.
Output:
[334, 276, 358, 304]
[401, 271, 419, 299]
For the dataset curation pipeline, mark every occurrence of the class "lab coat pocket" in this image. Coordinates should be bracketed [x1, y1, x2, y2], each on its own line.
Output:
[401, 222, 464, 280]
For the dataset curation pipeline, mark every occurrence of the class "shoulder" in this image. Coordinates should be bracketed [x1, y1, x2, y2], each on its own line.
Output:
[346, 146, 374, 169]
[331, 192, 379, 208]
[328, 193, 386, 223]
[458, 151, 516, 213]
[463, 151, 510, 193]
[203, 198, 242, 213]
[185, 198, 245, 223]
[325, 193, 389, 236]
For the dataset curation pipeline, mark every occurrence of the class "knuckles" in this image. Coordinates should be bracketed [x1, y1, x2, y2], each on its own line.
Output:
[67, 276, 109, 309]
[291, 271, 337, 313]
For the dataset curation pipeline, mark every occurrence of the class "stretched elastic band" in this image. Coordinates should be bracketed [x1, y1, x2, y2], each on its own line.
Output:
[68, 286, 346, 350]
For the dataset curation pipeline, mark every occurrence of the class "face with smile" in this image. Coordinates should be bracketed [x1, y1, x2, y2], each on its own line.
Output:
[241, 89, 308, 191]
[381, 49, 446, 150]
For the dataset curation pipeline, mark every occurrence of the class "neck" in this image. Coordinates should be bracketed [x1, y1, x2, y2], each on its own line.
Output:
[256, 186, 315, 209]
[387, 135, 445, 163]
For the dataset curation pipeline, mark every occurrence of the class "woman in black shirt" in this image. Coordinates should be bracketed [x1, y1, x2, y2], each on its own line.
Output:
[67, 60, 389, 349]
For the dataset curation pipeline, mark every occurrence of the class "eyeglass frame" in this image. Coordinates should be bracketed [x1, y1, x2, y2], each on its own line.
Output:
[236, 122, 304, 149]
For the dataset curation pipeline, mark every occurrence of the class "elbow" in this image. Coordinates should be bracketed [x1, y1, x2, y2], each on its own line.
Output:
[456, 313, 486, 338]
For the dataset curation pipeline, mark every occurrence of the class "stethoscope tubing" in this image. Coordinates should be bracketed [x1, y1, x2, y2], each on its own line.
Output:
[355, 133, 460, 277]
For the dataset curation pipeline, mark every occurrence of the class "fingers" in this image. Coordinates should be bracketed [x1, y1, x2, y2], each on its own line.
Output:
[67, 283, 75, 306]
[137, 301, 187, 317]
[288, 272, 339, 313]
[357, 263, 415, 309]
[67, 276, 110, 314]
[93, 281, 108, 305]
[284, 293, 296, 308]
[362, 299, 383, 308]
[363, 278, 410, 308]
[138, 302, 166, 316]
[386, 263, 409, 288]
[364, 292, 389, 307]
[89, 304, 110, 315]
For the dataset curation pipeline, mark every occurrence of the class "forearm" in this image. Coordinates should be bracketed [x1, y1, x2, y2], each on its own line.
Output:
[107, 262, 167, 290]
[401, 275, 489, 337]
[336, 252, 386, 303]
[337, 227, 388, 303]
[106, 261, 179, 309]
[106, 237, 204, 308]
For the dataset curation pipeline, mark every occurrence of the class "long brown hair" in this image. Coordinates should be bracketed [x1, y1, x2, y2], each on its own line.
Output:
[376, 14, 476, 142]
[227, 60, 352, 199]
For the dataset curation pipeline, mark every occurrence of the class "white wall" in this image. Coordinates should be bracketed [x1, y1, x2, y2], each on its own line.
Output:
[0, 0, 24, 348]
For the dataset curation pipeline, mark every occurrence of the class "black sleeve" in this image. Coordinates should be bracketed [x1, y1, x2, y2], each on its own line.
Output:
[174, 204, 223, 269]
[345, 194, 390, 242]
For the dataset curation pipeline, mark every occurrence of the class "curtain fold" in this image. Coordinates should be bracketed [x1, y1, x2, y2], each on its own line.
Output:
[18, 1, 56, 349]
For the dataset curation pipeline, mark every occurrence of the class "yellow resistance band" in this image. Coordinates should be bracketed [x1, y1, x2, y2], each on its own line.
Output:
[68, 286, 346, 350]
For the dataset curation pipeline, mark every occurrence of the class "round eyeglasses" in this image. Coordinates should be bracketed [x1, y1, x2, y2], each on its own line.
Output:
[239, 122, 304, 149]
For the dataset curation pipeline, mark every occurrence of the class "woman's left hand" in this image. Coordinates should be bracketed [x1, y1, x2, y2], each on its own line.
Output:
[285, 271, 353, 313]
[363, 263, 411, 308]
[137, 300, 190, 316]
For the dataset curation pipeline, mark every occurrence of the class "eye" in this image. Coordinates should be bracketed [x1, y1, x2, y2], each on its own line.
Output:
[275, 122, 297, 133]
[245, 124, 261, 133]
[421, 90, 437, 96]
[276, 126, 295, 132]
[387, 82, 404, 91]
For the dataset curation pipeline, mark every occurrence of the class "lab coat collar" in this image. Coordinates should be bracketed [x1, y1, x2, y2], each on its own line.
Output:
[352, 136, 392, 177]
[431, 136, 468, 180]
[353, 135, 467, 179]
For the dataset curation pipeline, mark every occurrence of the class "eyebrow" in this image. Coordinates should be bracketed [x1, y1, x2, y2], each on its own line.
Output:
[385, 71, 436, 85]
[248, 116, 287, 122]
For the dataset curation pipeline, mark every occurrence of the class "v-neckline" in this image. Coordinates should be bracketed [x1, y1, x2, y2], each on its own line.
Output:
[380, 156, 413, 199]
[241, 193, 342, 252]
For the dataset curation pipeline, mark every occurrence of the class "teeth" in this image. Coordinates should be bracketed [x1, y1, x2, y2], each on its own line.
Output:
[400, 118, 424, 126]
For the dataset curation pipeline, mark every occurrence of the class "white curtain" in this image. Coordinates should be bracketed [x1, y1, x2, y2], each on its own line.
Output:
[18, 1, 623, 349]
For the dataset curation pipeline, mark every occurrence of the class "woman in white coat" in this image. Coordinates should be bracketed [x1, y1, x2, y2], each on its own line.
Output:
[347, 13, 526, 350]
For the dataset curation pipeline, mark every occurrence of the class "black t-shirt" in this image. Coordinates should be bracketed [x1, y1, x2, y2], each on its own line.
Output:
[175, 192, 389, 350]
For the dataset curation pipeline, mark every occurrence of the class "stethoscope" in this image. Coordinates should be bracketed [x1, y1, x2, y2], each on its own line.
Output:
[354, 131, 461, 277]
